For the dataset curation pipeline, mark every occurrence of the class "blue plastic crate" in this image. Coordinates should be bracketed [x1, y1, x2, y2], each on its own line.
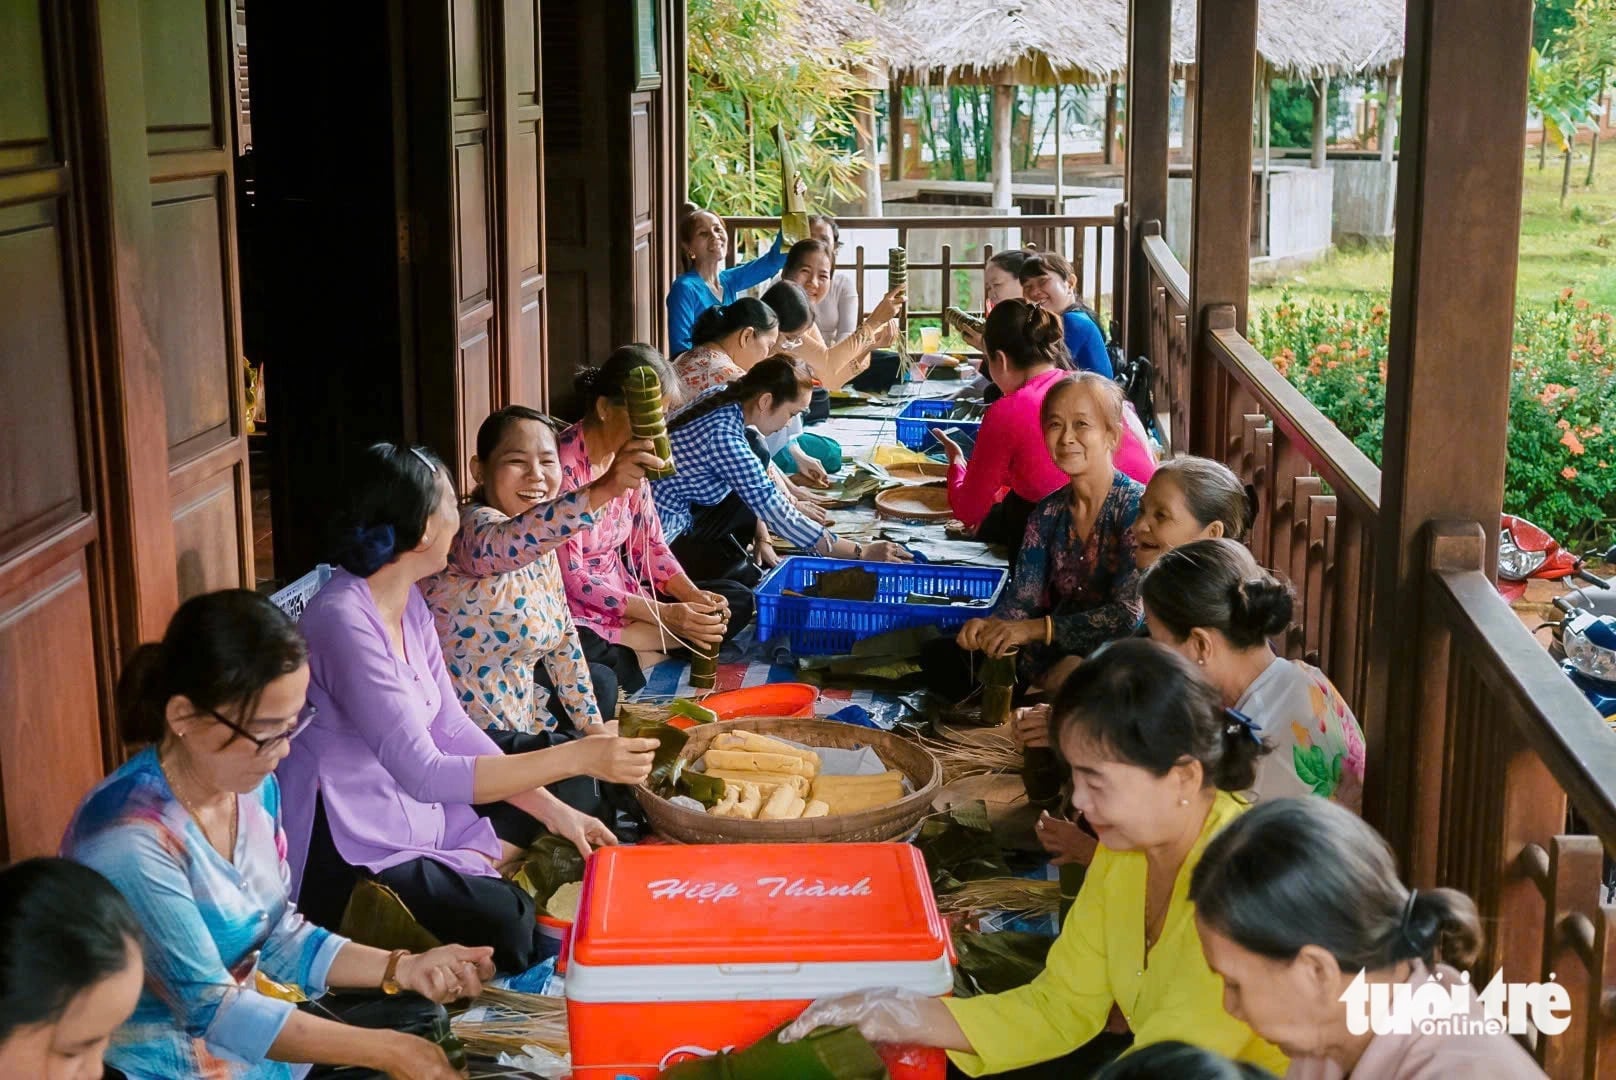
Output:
[755, 556, 1006, 656]
[894, 397, 983, 456]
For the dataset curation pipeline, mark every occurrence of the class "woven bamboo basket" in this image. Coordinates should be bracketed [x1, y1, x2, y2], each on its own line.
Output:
[636, 717, 942, 844]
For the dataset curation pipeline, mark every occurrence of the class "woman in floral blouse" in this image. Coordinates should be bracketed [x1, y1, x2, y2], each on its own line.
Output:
[1141, 538, 1366, 812]
[558, 346, 755, 678]
[672, 297, 778, 399]
[425, 407, 624, 735]
[951, 373, 1145, 691]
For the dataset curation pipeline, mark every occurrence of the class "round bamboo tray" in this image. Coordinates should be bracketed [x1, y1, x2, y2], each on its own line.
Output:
[885, 461, 949, 483]
[636, 717, 942, 844]
[875, 485, 954, 522]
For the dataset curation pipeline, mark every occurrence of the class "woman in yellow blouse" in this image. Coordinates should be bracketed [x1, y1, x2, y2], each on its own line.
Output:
[783, 638, 1289, 1077]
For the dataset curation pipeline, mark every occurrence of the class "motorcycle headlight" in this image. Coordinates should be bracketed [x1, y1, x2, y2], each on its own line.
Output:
[1498, 529, 1547, 581]
[1565, 614, 1616, 684]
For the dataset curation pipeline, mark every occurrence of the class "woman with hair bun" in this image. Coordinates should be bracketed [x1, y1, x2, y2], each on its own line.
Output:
[281, 443, 666, 970]
[557, 345, 753, 677]
[783, 640, 1287, 1076]
[673, 297, 780, 399]
[667, 209, 785, 356]
[1191, 797, 1545, 1078]
[63, 590, 494, 1079]
[1141, 539, 1365, 811]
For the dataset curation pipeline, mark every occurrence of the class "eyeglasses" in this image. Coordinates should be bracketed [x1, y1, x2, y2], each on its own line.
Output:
[780, 335, 805, 350]
[198, 705, 318, 755]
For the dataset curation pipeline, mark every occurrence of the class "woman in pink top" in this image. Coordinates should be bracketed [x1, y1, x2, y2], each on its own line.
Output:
[557, 346, 755, 677]
[939, 300, 1155, 568]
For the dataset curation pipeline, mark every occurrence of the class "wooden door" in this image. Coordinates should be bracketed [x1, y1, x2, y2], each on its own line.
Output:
[0, 0, 116, 860]
[498, 0, 548, 409]
[142, 0, 255, 601]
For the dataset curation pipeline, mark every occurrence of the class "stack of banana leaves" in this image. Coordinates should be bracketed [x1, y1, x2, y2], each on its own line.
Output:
[796, 626, 940, 689]
[658, 1024, 888, 1079]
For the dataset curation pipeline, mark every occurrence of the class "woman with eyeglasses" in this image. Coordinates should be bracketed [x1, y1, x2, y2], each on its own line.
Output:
[668, 209, 785, 357]
[62, 589, 489, 1079]
[279, 443, 664, 974]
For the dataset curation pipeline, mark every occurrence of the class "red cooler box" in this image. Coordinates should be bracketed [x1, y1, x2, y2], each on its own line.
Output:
[566, 842, 954, 1079]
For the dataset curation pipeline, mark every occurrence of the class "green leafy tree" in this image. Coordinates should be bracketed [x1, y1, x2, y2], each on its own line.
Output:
[1266, 78, 1351, 149]
[687, 0, 873, 215]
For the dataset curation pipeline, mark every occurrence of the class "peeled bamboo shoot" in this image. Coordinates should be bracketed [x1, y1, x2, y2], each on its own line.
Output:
[712, 731, 821, 770]
[760, 784, 803, 820]
[803, 799, 831, 818]
[702, 749, 817, 778]
[704, 768, 812, 797]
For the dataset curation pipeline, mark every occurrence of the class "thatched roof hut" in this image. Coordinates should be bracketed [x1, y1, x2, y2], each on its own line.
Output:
[793, 0, 925, 82]
[884, 0, 1404, 85]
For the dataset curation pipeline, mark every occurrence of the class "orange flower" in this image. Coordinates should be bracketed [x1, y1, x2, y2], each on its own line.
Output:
[1577, 299, 1591, 310]
[1569, 350, 1581, 362]
[1315, 343, 1336, 355]
[1371, 303, 1387, 316]
[1562, 287, 1576, 300]
[1356, 346, 1371, 359]
[1562, 430, 1586, 456]
[1594, 344, 1606, 357]
[1327, 360, 1341, 370]
[1558, 418, 1572, 431]
[1563, 466, 1579, 480]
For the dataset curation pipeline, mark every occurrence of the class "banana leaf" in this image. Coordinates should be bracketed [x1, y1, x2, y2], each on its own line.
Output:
[658, 1024, 888, 1079]
[509, 834, 586, 909]
[918, 800, 1011, 892]
[621, 711, 691, 791]
[803, 567, 879, 601]
[338, 879, 443, 954]
[850, 625, 940, 658]
[952, 930, 1055, 997]
[667, 699, 718, 725]
[670, 758, 726, 808]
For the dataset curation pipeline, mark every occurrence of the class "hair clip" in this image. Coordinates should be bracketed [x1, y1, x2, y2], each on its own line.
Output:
[409, 447, 438, 473]
[1223, 707, 1263, 745]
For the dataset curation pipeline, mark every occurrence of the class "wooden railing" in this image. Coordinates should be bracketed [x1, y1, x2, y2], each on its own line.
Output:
[1137, 233, 1616, 1076]
[723, 210, 1123, 337]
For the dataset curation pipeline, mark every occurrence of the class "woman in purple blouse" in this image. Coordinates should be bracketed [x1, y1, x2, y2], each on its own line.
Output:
[279, 441, 664, 972]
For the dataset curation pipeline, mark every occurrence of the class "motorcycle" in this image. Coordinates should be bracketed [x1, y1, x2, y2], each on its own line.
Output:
[1496, 513, 1613, 603]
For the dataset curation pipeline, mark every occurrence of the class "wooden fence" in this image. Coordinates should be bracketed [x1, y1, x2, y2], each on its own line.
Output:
[1140, 225, 1616, 1076]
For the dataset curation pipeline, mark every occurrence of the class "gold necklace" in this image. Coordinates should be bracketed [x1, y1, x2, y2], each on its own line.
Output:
[160, 748, 239, 856]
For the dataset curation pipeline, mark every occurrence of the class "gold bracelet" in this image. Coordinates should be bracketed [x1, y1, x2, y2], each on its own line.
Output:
[1044, 616, 1054, 646]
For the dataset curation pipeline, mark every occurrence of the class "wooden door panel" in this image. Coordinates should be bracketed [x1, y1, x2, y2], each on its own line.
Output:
[140, 0, 252, 597]
[172, 465, 248, 599]
[0, 204, 83, 552]
[456, 136, 492, 307]
[151, 179, 233, 458]
[501, 0, 546, 407]
[452, 0, 486, 107]
[0, 553, 108, 858]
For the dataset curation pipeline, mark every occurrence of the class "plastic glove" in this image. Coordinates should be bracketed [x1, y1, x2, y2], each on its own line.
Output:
[778, 988, 933, 1045]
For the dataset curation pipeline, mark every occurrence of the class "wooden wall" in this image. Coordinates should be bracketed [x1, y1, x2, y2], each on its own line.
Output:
[0, 0, 251, 859]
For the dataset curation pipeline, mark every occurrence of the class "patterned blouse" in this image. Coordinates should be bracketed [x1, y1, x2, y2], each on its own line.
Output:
[673, 343, 745, 400]
[998, 471, 1145, 679]
[1236, 657, 1367, 813]
[64, 750, 347, 1080]
[554, 423, 685, 643]
[422, 489, 603, 733]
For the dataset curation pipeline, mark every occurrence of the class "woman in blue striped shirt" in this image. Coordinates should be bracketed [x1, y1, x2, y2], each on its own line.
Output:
[63, 589, 493, 1080]
[652, 355, 911, 583]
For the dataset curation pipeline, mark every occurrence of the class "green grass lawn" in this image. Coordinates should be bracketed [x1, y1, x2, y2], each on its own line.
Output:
[1253, 150, 1616, 311]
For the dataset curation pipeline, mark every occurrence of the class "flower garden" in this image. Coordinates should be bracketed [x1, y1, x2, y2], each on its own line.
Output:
[1250, 289, 1616, 545]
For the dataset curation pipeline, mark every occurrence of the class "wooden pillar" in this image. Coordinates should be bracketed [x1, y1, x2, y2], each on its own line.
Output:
[1104, 80, 1119, 165]
[1185, 0, 1257, 458]
[1365, 0, 1534, 874]
[1380, 71, 1398, 161]
[1312, 75, 1329, 169]
[1054, 83, 1065, 207]
[1258, 69, 1271, 257]
[855, 88, 883, 214]
[888, 78, 904, 182]
[1181, 70, 1197, 156]
[1124, 0, 1173, 360]
[992, 84, 1014, 209]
